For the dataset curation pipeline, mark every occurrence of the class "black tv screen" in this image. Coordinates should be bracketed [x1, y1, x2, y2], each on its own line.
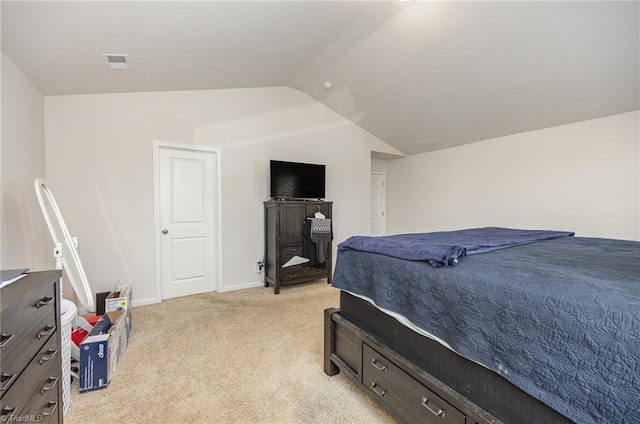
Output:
[270, 160, 326, 200]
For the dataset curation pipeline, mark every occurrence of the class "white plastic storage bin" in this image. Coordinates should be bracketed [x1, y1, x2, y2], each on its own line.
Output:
[60, 299, 78, 416]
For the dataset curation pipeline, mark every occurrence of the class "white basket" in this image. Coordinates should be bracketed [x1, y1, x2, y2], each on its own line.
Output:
[60, 299, 77, 417]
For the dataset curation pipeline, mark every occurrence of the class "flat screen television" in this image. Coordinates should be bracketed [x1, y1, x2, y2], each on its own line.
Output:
[270, 160, 326, 200]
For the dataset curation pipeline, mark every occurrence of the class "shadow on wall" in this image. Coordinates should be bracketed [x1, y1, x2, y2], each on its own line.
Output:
[95, 188, 134, 286]
[1, 190, 30, 269]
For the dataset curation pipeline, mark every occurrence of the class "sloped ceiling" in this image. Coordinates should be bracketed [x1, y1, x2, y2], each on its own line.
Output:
[2, 1, 638, 155]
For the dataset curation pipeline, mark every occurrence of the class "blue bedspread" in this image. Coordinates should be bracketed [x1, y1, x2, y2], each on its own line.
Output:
[338, 227, 574, 267]
[332, 236, 640, 424]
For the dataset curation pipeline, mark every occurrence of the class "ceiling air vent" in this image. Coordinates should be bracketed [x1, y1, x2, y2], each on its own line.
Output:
[102, 54, 129, 70]
[415, 138, 440, 147]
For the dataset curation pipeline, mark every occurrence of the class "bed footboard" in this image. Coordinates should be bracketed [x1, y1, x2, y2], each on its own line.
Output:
[324, 308, 499, 424]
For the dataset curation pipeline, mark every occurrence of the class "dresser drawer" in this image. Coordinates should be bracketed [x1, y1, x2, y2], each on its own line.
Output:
[20, 371, 61, 424]
[279, 245, 304, 281]
[363, 344, 466, 424]
[280, 265, 328, 282]
[279, 244, 303, 264]
[0, 279, 57, 369]
[279, 245, 328, 282]
[1, 312, 57, 395]
[1, 333, 59, 419]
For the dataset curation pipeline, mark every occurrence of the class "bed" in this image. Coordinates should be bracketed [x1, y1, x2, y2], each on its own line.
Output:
[323, 228, 640, 424]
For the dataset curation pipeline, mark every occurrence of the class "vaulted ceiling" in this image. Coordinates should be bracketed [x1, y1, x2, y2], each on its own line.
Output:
[3, 1, 638, 155]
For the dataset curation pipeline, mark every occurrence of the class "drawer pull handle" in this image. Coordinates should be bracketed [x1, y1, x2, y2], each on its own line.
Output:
[370, 382, 386, 397]
[41, 376, 59, 394]
[1, 406, 17, 417]
[0, 373, 17, 392]
[370, 358, 387, 372]
[41, 401, 58, 417]
[0, 333, 15, 348]
[38, 325, 56, 339]
[36, 296, 55, 308]
[39, 349, 58, 365]
[421, 396, 445, 418]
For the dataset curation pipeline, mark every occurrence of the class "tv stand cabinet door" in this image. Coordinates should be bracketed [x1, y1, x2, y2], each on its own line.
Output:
[279, 203, 305, 243]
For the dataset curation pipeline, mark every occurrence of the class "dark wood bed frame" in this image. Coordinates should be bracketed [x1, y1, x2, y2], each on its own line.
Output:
[324, 291, 574, 424]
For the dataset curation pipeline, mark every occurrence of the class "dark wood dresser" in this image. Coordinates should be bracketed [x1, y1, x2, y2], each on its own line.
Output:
[264, 200, 333, 294]
[1, 270, 64, 424]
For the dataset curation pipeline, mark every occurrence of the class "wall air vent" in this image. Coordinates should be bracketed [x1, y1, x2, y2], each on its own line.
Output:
[102, 54, 129, 70]
[415, 138, 440, 147]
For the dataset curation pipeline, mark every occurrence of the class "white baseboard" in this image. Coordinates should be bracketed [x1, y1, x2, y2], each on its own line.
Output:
[218, 281, 264, 293]
[132, 297, 161, 307]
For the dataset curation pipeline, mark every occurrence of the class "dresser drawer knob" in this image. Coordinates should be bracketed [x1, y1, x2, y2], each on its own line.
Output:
[39, 349, 58, 365]
[0, 332, 15, 349]
[41, 401, 58, 417]
[41, 376, 59, 394]
[36, 296, 55, 308]
[0, 373, 17, 392]
[37, 325, 56, 339]
[370, 358, 387, 372]
[421, 396, 446, 418]
[370, 382, 387, 397]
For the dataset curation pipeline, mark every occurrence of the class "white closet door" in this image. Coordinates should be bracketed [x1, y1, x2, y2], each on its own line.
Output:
[158, 145, 218, 299]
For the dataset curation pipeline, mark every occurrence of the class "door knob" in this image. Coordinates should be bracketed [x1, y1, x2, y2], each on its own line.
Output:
[162, 229, 168, 234]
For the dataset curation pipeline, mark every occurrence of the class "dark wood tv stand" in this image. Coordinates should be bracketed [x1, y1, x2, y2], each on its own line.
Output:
[264, 200, 332, 294]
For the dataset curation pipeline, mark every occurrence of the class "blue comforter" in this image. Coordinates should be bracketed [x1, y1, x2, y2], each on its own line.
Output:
[332, 236, 640, 424]
[338, 227, 574, 267]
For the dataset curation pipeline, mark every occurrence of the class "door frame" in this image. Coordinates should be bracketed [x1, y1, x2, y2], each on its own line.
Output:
[153, 140, 223, 301]
[371, 171, 386, 236]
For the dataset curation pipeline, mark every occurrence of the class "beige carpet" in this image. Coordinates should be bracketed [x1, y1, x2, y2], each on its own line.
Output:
[66, 281, 395, 424]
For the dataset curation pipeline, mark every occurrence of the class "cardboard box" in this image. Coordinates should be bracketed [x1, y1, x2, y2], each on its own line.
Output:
[79, 309, 130, 393]
[104, 285, 132, 341]
[105, 285, 132, 313]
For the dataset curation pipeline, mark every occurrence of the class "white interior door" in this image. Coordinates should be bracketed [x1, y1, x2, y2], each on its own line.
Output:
[371, 172, 386, 236]
[157, 144, 219, 299]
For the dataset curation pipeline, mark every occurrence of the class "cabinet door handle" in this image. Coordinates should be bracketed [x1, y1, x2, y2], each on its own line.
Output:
[38, 325, 56, 339]
[1, 406, 17, 418]
[370, 358, 387, 372]
[41, 401, 58, 417]
[370, 382, 386, 397]
[39, 349, 58, 365]
[421, 396, 445, 418]
[41, 376, 59, 394]
[0, 373, 17, 392]
[0, 333, 14, 348]
[36, 296, 55, 308]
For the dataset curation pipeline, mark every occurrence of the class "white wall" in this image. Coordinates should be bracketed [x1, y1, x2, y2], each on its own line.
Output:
[371, 158, 389, 174]
[45, 87, 388, 304]
[386, 111, 640, 241]
[1, 53, 50, 270]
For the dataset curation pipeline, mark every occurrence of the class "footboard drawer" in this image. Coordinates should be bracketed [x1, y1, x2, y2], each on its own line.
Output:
[363, 343, 466, 424]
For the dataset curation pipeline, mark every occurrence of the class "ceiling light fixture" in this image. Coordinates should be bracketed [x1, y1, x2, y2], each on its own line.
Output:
[323, 81, 333, 90]
[102, 54, 129, 70]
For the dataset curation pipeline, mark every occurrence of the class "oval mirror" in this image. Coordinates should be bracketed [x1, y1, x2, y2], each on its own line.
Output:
[35, 178, 95, 312]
